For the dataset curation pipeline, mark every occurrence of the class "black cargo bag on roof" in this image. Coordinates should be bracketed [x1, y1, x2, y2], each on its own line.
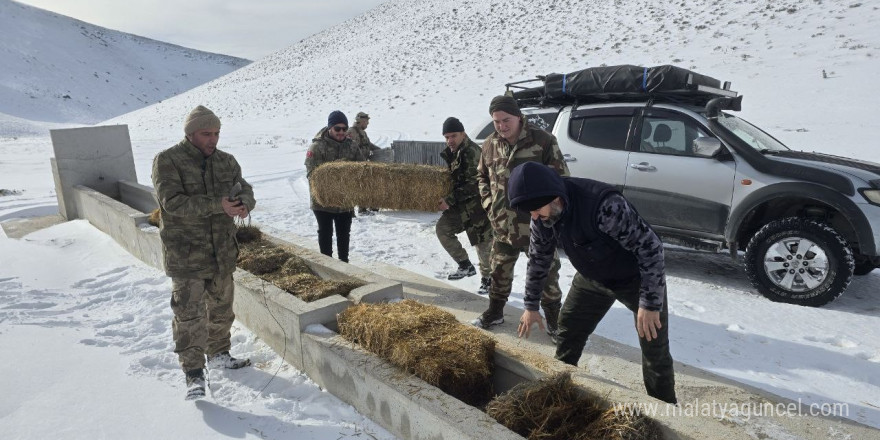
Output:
[544, 64, 721, 99]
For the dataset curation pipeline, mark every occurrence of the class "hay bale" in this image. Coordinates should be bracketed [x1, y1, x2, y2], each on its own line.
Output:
[582, 407, 665, 440]
[148, 208, 161, 227]
[488, 373, 603, 440]
[338, 300, 495, 406]
[237, 242, 290, 275]
[487, 373, 663, 440]
[235, 224, 263, 244]
[310, 162, 451, 211]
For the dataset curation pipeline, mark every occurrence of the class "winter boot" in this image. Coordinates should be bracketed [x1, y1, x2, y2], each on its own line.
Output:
[542, 303, 561, 345]
[477, 277, 491, 295]
[207, 351, 251, 369]
[185, 368, 206, 401]
[471, 298, 505, 329]
[448, 260, 477, 280]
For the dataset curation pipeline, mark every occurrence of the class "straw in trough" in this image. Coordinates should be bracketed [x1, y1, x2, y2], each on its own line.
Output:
[487, 372, 663, 440]
[235, 224, 263, 244]
[309, 161, 451, 212]
[237, 240, 291, 275]
[274, 273, 362, 302]
[338, 300, 495, 407]
[148, 208, 161, 227]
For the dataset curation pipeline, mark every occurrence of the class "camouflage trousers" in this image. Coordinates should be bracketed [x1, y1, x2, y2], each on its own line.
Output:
[170, 274, 235, 372]
[489, 240, 562, 307]
[436, 206, 493, 277]
[555, 273, 677, 404]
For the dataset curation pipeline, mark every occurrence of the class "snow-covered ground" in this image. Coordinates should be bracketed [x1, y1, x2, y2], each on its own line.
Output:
[2, 0, 880, 437]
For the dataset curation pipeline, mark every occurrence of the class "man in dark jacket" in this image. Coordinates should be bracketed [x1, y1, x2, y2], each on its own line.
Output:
[507, 161, 677, 404]
[435, 117, 493, 294]
[152, 105, 256, 400]
[305, 110, 366, 262]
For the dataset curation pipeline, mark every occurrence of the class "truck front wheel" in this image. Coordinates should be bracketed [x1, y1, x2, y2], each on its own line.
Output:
[744, 217, 854, 307]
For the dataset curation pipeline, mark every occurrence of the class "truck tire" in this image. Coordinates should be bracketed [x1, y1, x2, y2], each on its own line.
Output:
[744, 217, 854, 307]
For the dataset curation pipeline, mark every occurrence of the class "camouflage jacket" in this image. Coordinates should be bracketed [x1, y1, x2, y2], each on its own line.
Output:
[305, 127, 366, 213]
[347, 126, 381, 158]
[526, 192, 666, 311]
[477, 120, 569, 248]
[440, 136, 482, 208]
[152, 138, 256, 279]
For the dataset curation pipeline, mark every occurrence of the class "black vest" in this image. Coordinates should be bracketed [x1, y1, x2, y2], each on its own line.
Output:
[556, 178, 641, 286]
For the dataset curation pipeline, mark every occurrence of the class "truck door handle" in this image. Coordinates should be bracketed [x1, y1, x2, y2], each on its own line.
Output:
[629, 162, 656, 172]
[563, 154, 577, 162]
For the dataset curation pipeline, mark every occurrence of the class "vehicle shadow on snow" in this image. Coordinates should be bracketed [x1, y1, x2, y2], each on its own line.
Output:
[662, 247, 880, 316]
[599, 305, 880, 429]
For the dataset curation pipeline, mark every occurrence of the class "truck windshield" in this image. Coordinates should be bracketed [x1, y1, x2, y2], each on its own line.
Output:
[716, 112, 790, 152]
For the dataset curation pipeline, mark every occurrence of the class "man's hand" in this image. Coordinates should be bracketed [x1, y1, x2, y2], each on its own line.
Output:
[221, 197, 247, 218]
[517, 310, 545, 339]
[636, 308, 662, 342]
[439, 200, 449, 211]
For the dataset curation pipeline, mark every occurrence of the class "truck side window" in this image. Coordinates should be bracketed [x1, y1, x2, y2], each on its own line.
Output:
[569, 115, 631, 150]
[642, 115, 710, 156]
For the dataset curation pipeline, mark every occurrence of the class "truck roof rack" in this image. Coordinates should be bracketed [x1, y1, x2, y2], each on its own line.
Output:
[505, 65, 739, 109]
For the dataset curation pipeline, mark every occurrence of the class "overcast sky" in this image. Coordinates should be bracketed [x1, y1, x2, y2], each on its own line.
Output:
[16, 0, 389, 60]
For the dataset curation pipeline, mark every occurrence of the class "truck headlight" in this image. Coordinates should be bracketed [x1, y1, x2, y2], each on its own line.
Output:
[861, 189, 880, 206]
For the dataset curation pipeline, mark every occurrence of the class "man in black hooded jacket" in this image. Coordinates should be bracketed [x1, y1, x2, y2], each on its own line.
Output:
[507, 161, 677, 404]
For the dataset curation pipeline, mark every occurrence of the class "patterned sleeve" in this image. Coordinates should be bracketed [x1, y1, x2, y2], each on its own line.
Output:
[596, 194, 666, 310]
[523, 219, 557, 311]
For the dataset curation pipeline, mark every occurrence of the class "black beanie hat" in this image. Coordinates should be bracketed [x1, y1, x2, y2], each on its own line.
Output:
[489, 95, 522, 117]
[328, 110, 348, 128]
[515, 195, 557, 212]
[442, 117, 465, 134]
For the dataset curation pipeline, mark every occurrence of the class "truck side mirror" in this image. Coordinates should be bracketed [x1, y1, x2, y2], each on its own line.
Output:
[693, 137, 723, 158]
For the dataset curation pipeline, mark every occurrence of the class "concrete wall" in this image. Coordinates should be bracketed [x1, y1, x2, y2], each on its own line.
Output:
[50, 125, 136, 220]
[71, 184, 163, 270]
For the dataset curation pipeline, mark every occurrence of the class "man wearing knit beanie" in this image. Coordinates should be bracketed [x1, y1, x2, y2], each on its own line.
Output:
[472, 95, 570, 343]
[152, 105, 256, 400]
[435, 117, 493, 295]
[305, 111, 366, 262]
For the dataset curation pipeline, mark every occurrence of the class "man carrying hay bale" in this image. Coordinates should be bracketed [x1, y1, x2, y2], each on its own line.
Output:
[305, 110, 366, 262]
[436, 117, 493, 293]
[508, 161, 677, 404]
[472, 95, 569, 336]
[152, 105, 256, 400]
[347, 111, 382, 215]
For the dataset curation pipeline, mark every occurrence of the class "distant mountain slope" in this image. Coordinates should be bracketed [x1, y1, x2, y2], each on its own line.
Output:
[108, 0, 879, 158]
[0, 0, 250, 130]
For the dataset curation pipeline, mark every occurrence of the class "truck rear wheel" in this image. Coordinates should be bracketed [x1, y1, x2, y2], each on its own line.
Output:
[744, 217, 854, 307]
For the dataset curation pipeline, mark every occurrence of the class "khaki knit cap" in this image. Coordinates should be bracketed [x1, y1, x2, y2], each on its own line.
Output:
[184, 105, 221, 134]
[356, 111, 370, 120]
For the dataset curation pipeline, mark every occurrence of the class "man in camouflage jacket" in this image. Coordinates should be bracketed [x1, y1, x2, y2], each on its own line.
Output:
[472, 95, 569, 336]
[348, 111, 382, 215]
[305, 110, 366, 262]
[507, 161, 677, 404]
[152, 105, 256, 400]
[347, 111, 382, 159]
[435, 117, 493, 292]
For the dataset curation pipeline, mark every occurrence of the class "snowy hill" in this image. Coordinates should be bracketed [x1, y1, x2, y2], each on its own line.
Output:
[109, 0, 879, 160]
[0, 0, 250, 135]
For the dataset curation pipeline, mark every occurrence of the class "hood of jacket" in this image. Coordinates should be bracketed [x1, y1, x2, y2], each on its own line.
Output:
[507, 161, 569, 210]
